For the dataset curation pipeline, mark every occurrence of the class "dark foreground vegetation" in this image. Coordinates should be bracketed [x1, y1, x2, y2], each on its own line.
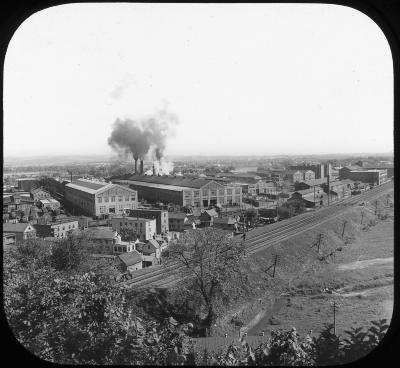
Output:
[3, 231, 389, 365]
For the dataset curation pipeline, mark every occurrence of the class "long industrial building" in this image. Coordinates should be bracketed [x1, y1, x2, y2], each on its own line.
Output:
[338, 166, 387, 185]
[112, 175, 242, 208]
[65, 179, 138, 218]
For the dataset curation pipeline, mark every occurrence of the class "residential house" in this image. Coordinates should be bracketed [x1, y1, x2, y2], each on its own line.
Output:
[168, 212, 189, 232]
[213, 217, 238, 231]
[2, 223, 36, 243]
[34, 218, 79, 239]
[30, 187, 52, 202]
[322, 179, 354, 201]
[3, 233, 16, 246]
[199, 208, 219, 227]
[74, 227, 122, 255]
[304, 170, 316, 181]
[39, 198, 61, 211]
[117, 250, 143, 273]
[139, 238, 167, 267]
[289, 187, 326, 208]
[3, 194, 35, 216]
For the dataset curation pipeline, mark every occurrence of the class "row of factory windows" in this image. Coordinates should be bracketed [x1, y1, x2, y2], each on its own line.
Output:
[99, 204, 130, 213]
[97, 195, 135, 203]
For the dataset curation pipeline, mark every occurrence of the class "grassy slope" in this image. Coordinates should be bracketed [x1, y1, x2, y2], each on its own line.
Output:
[214, 192, 394, 337]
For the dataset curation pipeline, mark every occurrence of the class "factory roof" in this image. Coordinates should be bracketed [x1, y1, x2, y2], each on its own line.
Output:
[114, 180, 188, 192]
[120, 175, 222, 189]
[342, 165, 363, 171]
[65, 180, 134, 195]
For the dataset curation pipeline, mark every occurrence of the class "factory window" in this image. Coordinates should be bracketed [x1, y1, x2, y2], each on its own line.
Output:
[97, 197, 102, 203]
[111, 196, 115, 202]
[118, 247, 122, 252]
[105, 197, 109, 202]
[120, 222, 123, 226]
[123, 247, 126, 252]
[118, 196, 123, 202]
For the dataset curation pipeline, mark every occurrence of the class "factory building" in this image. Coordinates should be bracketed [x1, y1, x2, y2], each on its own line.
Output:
[288, 164, 325, 179]
[65, 179, 138, 218]
[339, 166, 387, 185]
[112, 176, 242, 208]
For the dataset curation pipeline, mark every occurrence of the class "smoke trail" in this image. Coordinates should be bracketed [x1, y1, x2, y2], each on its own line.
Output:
[108, 109, 178, 162]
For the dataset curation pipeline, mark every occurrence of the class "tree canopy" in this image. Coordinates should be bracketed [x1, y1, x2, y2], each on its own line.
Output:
[163, 228, 249, 336]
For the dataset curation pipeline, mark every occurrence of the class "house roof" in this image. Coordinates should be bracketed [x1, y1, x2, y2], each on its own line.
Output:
[146, 238, 161, 249]
[168, 212, 188, 220]
[2, 223, 34, 233]
[83, 227, 117, 240]
[40, 199, 60, 204]
[118, 250, 142, 266]
[328, 179, 354, 187]
[293, 187, 323, 196]
[3, 196, 35, 205]
[31, 187, 49, 195]
[204, 209, 218, 217]
[298, 178, 327, 187]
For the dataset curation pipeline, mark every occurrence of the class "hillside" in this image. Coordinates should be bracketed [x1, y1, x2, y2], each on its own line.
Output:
[214, 191, 394, 337]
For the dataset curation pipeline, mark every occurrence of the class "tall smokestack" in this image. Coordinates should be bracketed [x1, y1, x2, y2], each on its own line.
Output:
[153, 163, 156, 176]
[140, 160, 144, 175]
[134, 158, 138, 174]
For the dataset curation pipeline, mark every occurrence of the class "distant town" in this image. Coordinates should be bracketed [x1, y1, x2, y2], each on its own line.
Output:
[3, 154, 393, 270]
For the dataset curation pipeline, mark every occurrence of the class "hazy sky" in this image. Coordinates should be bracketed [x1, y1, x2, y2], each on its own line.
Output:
[4, 3, 393, 158]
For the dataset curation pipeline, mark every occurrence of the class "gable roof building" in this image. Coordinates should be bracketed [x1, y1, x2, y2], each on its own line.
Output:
[65, 179, 138, 218]
[112, 176, 242, 209]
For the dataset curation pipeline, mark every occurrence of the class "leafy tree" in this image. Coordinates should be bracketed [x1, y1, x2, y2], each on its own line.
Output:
[4, 243, 195, 365]
[284, 198, 306, 216]
[163, 228, 249, 336]
[119, 226, 138, 242]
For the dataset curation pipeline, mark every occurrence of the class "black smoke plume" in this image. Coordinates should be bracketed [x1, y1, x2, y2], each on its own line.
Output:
[108, 109, 178, 166]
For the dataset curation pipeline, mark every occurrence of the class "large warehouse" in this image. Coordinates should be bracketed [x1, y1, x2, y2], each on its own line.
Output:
[65, 179, 138, 218]
[112, 175, 242, 208]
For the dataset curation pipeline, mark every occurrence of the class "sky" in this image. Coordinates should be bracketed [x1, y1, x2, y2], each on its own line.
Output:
[4, 3, 394, 158]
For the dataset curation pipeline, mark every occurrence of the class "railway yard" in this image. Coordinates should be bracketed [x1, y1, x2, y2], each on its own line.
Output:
[121, 181, 394, 291]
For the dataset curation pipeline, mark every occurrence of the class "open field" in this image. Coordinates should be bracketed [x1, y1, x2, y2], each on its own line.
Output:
[213, 190, 394, 337]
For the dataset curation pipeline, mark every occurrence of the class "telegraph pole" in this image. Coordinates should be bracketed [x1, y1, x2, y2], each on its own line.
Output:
[327, 174, 330, 206]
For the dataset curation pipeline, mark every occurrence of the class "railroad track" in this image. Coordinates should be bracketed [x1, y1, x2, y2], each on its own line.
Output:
[121, 182, 393, 291]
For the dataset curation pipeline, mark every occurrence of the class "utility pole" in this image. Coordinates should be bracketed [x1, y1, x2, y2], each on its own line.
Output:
[313, 185, 316, 210]
[331, 301, 340, 335]
[272, 254, 281, 277]
[375, 200, 378, 215]
[327, 174, 330, 206]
